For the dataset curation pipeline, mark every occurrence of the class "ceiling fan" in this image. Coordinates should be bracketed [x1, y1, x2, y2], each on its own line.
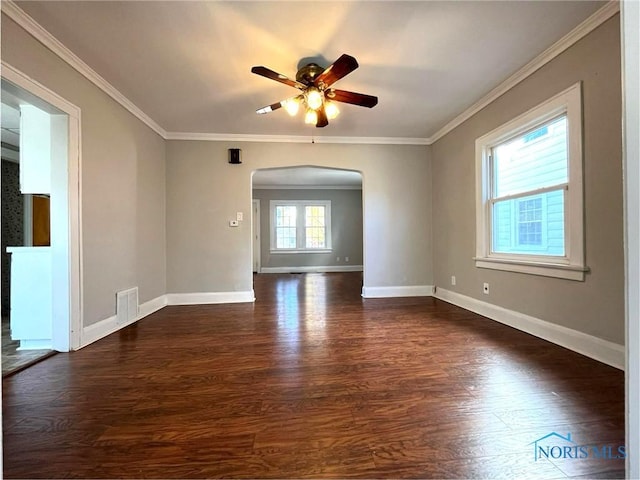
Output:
[251, 53, 378, 128]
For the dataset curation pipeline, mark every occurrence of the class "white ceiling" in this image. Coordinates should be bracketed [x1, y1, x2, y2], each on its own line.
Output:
[12, 0, 606, 141]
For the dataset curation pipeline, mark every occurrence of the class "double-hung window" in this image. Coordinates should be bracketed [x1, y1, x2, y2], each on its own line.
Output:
[475, 83, 587, 280]
[270, 200, 332, 253]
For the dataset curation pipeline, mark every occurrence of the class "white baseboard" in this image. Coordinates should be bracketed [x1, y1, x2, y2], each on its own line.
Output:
[80, 294, 168, 348]
[166, 290, 255, 305]
[139, 294, 168, 318]
[435, 288, 624, 370]
[81, 314, 117, 348]
[260, 265, 363, 274]
[79, 290, 255, 348]
[362, 285, 435, 298]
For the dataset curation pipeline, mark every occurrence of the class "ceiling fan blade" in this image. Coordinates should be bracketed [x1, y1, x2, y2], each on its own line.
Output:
[314, 54, 359, 88]
[251, 66, 306, 89]
[256, 101, 283, 115]
[316, 106, 329, 128]
[328, 89, 378, 108]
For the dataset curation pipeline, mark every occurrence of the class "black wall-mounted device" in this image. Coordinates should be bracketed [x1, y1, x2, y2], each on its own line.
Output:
[228, 148, 242, 164]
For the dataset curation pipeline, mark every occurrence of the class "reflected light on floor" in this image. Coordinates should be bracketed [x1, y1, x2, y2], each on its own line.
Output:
[468, 358, 547, 414]
[276, 278, 300, 348]
[274, 274, 330, 351]
[304, 274, 327, 338]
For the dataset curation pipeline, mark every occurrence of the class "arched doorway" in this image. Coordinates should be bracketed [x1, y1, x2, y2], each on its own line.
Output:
[251, 166, 364, 297]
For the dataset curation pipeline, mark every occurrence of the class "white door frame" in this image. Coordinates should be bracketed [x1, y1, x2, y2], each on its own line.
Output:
[622, 1, 639, 476]
[2, 62, 82, 352]
[252, 199, 261, 273]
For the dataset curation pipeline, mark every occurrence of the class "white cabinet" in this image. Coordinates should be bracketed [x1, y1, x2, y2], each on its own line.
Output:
[19, 105, 52, 194]
[6, 247, 52, 350]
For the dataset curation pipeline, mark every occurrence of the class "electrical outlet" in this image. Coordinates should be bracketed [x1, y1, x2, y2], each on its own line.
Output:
[345, 256, 349, 262]
[483, 282, 490, 295]
[451, 275, 456, 286]
[336, 257, 341, 262]
[236, 212, 243, 221]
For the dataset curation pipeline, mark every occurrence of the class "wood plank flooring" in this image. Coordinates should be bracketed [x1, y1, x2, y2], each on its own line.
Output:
[2, 272, 625, 478]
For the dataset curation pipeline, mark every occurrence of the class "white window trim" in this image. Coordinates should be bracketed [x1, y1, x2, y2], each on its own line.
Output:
[475, 82, 588, 281]
[269, 200, 332, 253]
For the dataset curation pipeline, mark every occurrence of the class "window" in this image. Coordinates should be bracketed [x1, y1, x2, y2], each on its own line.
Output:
[491, 115, 566, 256]
[270, 200, 331, 253]
[275, 205, 297, 249]
[475, 83, 587, 280]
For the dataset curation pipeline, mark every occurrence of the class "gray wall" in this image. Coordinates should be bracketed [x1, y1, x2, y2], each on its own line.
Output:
[2, 14, 167, 326]
[166, 141, 432, 294]
[252, 188, 363, 269]
[431, 15, 624, 344]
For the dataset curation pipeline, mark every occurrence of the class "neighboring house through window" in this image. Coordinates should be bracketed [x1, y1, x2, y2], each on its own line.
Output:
[475, 82, 587, 280]
[270, 200, 332, 253]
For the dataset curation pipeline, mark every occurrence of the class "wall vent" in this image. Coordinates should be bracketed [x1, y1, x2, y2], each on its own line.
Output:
[116, 287, 139, 326]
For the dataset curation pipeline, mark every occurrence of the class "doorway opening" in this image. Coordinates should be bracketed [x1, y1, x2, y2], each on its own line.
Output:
[251, 166, 364, 299]
[1, 64, 81, 374]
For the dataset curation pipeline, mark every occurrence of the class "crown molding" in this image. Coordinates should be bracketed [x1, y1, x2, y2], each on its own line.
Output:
[427, 1, 620, 144]
[165, 131, 430, 145]
[1, 1, 167, 139]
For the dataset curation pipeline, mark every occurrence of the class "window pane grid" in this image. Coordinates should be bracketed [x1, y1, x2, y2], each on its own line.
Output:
[305, 228, 325, 248]
[275, 206, 296, 227]
[305, 206, 326, 248]
[276, 227, 296, 249]
[271, 201, 331, 251]
[275, 205, 297, 249]
[517, 198, 543, 245]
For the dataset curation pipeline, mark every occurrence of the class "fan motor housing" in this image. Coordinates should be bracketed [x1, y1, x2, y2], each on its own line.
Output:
[296, 63, 324, 85]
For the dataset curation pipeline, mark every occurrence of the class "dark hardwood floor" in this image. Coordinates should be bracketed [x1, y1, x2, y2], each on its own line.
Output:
[2, 272, 625, 478]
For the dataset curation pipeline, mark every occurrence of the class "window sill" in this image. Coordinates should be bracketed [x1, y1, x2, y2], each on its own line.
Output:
[474, 257, 589, 281]
[270, 249, 332, 255]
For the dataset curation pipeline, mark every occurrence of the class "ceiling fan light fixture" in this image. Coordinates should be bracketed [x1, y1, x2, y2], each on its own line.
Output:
[251, 53, 378, 128]
[304, 109, 318, 125]
[325, 101, 339, 120]
[283, 97, 300, 116]
[305, 88, 324, 111]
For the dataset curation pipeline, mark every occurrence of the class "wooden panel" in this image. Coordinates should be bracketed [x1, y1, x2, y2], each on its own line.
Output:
[2, 273, 625, 478]
[32, 195, 50, 247]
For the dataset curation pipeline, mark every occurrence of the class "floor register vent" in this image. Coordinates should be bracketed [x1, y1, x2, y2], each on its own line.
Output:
[116, 287, 139, 326]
